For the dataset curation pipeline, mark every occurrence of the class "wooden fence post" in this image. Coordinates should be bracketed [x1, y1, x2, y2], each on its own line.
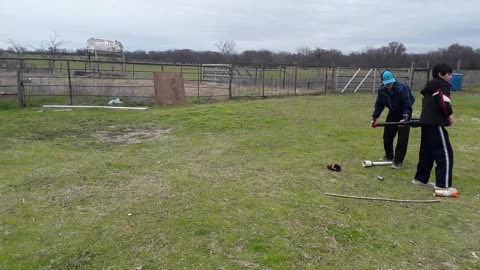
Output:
[262, 66, 265, 97]
[324, 68, 328, 94]
[228, 65, 233, 99]
[294, 67, 297, 95]
[408, 62, 415, 89]
[67, 60, 73, 105]
[426, 61, 430, 83]
[16, 65, 25, 108]
[197, 65, 201, 101]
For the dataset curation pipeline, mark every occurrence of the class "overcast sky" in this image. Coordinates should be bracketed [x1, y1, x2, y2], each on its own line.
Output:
[1, 0, 479, 54]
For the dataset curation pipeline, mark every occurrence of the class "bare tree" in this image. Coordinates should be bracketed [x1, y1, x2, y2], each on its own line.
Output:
[383, 41, 407, 56]
[238, 50, 274, 64]
[296, 46, 312, 65]
[5, 39, 35, 70]
[7, 39, 28, 56]
[41, 31, 68, 73]
[215, 40, 236, 63]
[45, 31, 67, 55]
[297, 46, 312, 55]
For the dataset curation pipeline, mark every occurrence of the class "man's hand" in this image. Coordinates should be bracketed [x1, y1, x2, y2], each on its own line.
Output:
[370, 119, 377, 128]
[398, 114, 408, 127]
[447, 115, 455, 126]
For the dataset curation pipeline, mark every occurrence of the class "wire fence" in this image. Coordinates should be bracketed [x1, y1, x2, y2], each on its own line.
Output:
[1, 57, 479, 108]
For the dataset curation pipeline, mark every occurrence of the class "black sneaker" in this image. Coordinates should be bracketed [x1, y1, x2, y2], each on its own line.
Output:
[379, 156, 393, 162]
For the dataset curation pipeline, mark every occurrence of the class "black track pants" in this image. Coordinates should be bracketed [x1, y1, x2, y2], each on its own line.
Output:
[414, 126, 454, 188]
[383, 117, 411, 163]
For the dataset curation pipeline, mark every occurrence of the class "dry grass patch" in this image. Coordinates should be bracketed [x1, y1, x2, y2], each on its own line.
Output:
[93, 127, 170, 144]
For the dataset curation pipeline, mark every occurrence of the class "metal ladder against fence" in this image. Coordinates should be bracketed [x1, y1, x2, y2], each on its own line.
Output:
[339, 68, 375, 93]
[338, 68, 379, 93]
[339, 68, 361, 93]
[336, 66, 415, 93]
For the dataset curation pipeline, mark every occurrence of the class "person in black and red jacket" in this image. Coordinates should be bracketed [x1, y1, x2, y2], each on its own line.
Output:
[411, 63, 457, 194]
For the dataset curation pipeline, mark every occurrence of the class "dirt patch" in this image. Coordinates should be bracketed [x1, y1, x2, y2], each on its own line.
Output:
[93, 128, 170, 144]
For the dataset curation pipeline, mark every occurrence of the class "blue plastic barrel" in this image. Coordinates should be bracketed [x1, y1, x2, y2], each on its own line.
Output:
[450, 73, 463, 91]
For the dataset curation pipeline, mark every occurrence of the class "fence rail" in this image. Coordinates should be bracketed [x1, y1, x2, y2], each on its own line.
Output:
[1, 57, 478, 108]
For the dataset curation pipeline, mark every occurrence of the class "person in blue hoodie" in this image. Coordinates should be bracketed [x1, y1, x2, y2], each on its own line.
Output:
[370, 70, 415, 169]
[411, 64, 456, 194]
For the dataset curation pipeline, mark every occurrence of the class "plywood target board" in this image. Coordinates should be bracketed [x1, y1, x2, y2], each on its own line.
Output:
[153, 72, 187, 106]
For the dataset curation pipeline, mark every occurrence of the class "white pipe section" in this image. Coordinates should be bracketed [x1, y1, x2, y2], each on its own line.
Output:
[42, 105, 148, 110]
[341, 68, 361, 93]
[362, 160, 393, 168]
[354, 68, 373, 93]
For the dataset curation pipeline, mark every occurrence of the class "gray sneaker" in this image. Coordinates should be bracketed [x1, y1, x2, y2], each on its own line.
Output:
[412, 179, 434, 187]
[391, 162, 403, 169]
[434, 186, 457, 191]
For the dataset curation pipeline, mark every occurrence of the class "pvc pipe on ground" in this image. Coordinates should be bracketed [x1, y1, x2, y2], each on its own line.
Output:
[362, 160, 392, 168]
[42, 105, 148, 110]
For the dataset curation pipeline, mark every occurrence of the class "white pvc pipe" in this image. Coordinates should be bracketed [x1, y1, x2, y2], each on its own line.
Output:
[341, 68, 361, 93]
[362, 160, 393, 168]
[354, 68, 373, 93]
[43, 105, 148, 110]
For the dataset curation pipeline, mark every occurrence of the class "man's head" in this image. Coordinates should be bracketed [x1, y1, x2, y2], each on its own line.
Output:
[432, 63, 453, 82]
[382, 70, 396, 90]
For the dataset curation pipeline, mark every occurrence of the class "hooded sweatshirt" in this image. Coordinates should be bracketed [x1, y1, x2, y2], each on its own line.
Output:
[372, 81, 414, 121]
[419, 78, 453, 126]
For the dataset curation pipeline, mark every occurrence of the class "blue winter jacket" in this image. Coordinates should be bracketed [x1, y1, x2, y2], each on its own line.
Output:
[372, 82, 415, 121]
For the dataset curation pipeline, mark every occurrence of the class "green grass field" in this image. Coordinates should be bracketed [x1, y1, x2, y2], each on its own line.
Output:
[1, 94, 479, 269]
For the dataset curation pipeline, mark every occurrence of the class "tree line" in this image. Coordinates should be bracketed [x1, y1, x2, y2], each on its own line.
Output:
[2, 39, 480, 69]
